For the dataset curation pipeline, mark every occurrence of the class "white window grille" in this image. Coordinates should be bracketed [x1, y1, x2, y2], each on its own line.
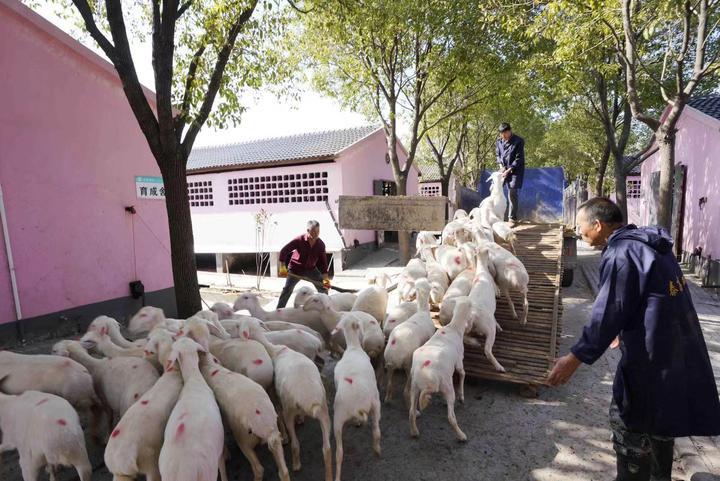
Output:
[420, 184, 441, 197]
[627, 179, 642, 199]
[227, 171, 330, 206]
[188, 180, 214, 207]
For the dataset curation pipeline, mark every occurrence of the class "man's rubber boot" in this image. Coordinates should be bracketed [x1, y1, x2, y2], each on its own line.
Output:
[615, 452, 651, 481]
[649, 438, 674, 481]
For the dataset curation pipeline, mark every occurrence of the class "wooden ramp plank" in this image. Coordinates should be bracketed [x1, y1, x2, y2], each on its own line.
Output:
[457, 223, 564, 388]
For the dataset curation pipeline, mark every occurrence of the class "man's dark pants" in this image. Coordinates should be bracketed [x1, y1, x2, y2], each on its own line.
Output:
[610, 402, 674, 481]
[277, 267, 328, 308]
[508, 187, 519, 222]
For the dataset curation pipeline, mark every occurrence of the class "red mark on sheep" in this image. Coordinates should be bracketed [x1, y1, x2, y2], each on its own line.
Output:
[370, 320, 376, 325]
[441, 330, 446, 335]
[132, 365, 138, 369]
[252, 359, 263, 365]
[175, 423, 185, 439]
[255, 409, 261, 415]
[344, 377, 353, 384]
[422, 360, 431, 368]
[391, 339, 396, 346]
[35, 398, 49, 406]
[243, 331, 249, 339]
[454, 256, 462, 265]
[56, 419, 67, 426]
[63, 360, 72, 367]
[111, 429, 121, 438]
[141, 400, 149, 405]
[211, 369, 220, 377]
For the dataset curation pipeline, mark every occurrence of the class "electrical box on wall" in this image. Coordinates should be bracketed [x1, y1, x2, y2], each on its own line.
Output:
[129, 280, 145, 299]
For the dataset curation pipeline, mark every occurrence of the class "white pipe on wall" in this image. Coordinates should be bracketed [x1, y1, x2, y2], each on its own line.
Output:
[0, 183, 22, 320]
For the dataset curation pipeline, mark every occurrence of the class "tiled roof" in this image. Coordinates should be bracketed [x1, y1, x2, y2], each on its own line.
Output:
[688, 95, 720, 122]
[417, 163, 443, 182]
[188, 125, 380, 172]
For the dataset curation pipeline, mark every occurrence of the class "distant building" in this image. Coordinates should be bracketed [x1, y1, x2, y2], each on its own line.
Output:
[416, 163, 458, 218]
[0, 0, 174, 342]
[187, 126, 420, 274]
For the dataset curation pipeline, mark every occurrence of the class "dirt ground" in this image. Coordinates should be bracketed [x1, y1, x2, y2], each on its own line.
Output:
[0, 255, 694, 481]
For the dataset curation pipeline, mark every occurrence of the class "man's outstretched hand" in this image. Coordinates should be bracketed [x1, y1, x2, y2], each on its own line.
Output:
[322, 276, 331, 290]
[547, 352, 582, 386]
[279, 264, 288, 278]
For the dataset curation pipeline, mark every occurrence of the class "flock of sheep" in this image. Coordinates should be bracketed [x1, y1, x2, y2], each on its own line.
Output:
[0, 172, 530, 481]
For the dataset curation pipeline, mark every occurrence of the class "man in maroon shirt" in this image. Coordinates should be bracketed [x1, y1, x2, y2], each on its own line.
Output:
[276, 220, 330, 308]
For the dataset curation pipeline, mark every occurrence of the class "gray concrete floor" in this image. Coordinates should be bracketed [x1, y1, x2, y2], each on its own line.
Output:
[0, 251, 699, 481]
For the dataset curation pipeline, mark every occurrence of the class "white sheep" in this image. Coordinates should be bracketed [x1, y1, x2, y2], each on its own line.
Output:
[87, 315, 144, 348]
[222, 318, 323, 361]
[415, 231, 438, 253]
[466, 246, 505, 372]
[441, 220, 472, 247]
[397, 260, 426, 302]
[293, 285, 358, 312]
[104, 351, 183, 481]
[199, 349, 288, 481]
[239, 318, 332, 481]
[436, 245, 470, 281]
[233, 291, 327, 336]
[128, 306, 183, 335]
[209, 338, 274, 390]
[80, 329, 147, 359]
[159, 338, 227, 481]
[452, 209, 468, 221]
[441, 268, 475, 304]
[0, 390, 92, 481]
[332, 313, 382, 481]
[478, 171, 507, 224]
[0, 351, 98, 413]
[409, 297, 473, 441]
[485, 242, 529, 324]
[304, 294, 384, 359]
[192, 310, 232, 339]
[352, 272, 390, 322]
[382, 301, 417, 337]
[425, 257, 450, 306]
[210, 302, 235, 320]
[51, 340, 159, 422]
[383, 278, 434, 403]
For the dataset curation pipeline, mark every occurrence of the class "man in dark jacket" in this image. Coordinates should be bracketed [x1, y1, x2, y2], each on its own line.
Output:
[495, 122, 525, 224]
[276, 220, 330, 308]
[549, 197, 720, 480]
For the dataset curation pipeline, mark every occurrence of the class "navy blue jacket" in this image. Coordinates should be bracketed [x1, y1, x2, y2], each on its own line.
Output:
[495, 134, 525, 189]
[572, 225, 720, 437]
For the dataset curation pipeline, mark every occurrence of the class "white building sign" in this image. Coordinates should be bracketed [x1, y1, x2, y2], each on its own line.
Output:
[135, 176, 165, 200]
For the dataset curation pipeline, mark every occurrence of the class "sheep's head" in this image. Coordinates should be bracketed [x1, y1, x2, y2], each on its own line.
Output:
[332, 314, 360, 336]
[414, 278, 432, 303]
[79, 330, 103, 350]
[166, 337, 207, 373]
[453, 209, 468, 221]
[232, 292, 258, 312]
[178, 317, 212, 351]
[210, 302, 235, 320]
[429, 282, 445, 305]
[128, 306, 164, 335]
[52, 340, 76, 357]
[87, 315, 119, 335]
[237, 318, 267, 341]
[303, 293, 333, 312]
[293, 285, 317, 307]
[145, 329, 175, 364]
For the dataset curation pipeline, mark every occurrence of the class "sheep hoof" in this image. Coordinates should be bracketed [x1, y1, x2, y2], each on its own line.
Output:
[410, 429, 419, 438]
[292, 461, 301, 472]
[457, 432, 468, 442]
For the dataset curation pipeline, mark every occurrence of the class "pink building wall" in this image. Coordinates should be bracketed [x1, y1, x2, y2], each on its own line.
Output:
[337, 129, 418, 244]
[0, 0, 173, 324]
[640, 106, 720, 258]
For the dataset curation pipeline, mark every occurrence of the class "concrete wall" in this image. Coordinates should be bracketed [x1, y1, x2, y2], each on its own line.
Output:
[0, 0, 173, 324]
[640, 106, 720, 259]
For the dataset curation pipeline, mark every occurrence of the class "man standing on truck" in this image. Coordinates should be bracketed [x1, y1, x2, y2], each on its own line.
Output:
[496, 122, 525, 225]
[548, 197, 720, 480]
[276, 220, 331, 308]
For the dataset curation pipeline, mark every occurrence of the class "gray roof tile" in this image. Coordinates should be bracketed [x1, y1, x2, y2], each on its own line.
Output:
[417, 163, 443, 182]
[188, 125, 380, 172]
[688, 95, 720, 122]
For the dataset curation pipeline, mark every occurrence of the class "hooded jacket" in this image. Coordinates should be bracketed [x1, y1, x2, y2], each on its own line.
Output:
[571, 224, 720, 437]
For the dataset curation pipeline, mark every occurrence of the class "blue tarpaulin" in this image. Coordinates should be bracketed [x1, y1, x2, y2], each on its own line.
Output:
[477, 167, 565, 223]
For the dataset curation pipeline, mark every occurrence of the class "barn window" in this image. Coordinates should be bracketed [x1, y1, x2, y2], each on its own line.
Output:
[627, 179, 642, 199]
[188, 179, 214, 207]
[227, 170, 330, 205]
[420, 184, 441, 197]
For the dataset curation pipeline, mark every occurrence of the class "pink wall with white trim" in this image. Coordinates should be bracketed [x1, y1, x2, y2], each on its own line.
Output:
[0, 0, 173, 324]
[640, 106, 720, 258]
[337, 129, 418, 244]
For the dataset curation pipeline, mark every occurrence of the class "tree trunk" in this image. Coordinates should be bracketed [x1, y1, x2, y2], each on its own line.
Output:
[160, 154, 201, 318]
[595, 141, 611, 197]
[441, 175, 452, 222]
[613, 153, 628, 223]
[655, 126, 676, 231]
[395, 175, 412, 264]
